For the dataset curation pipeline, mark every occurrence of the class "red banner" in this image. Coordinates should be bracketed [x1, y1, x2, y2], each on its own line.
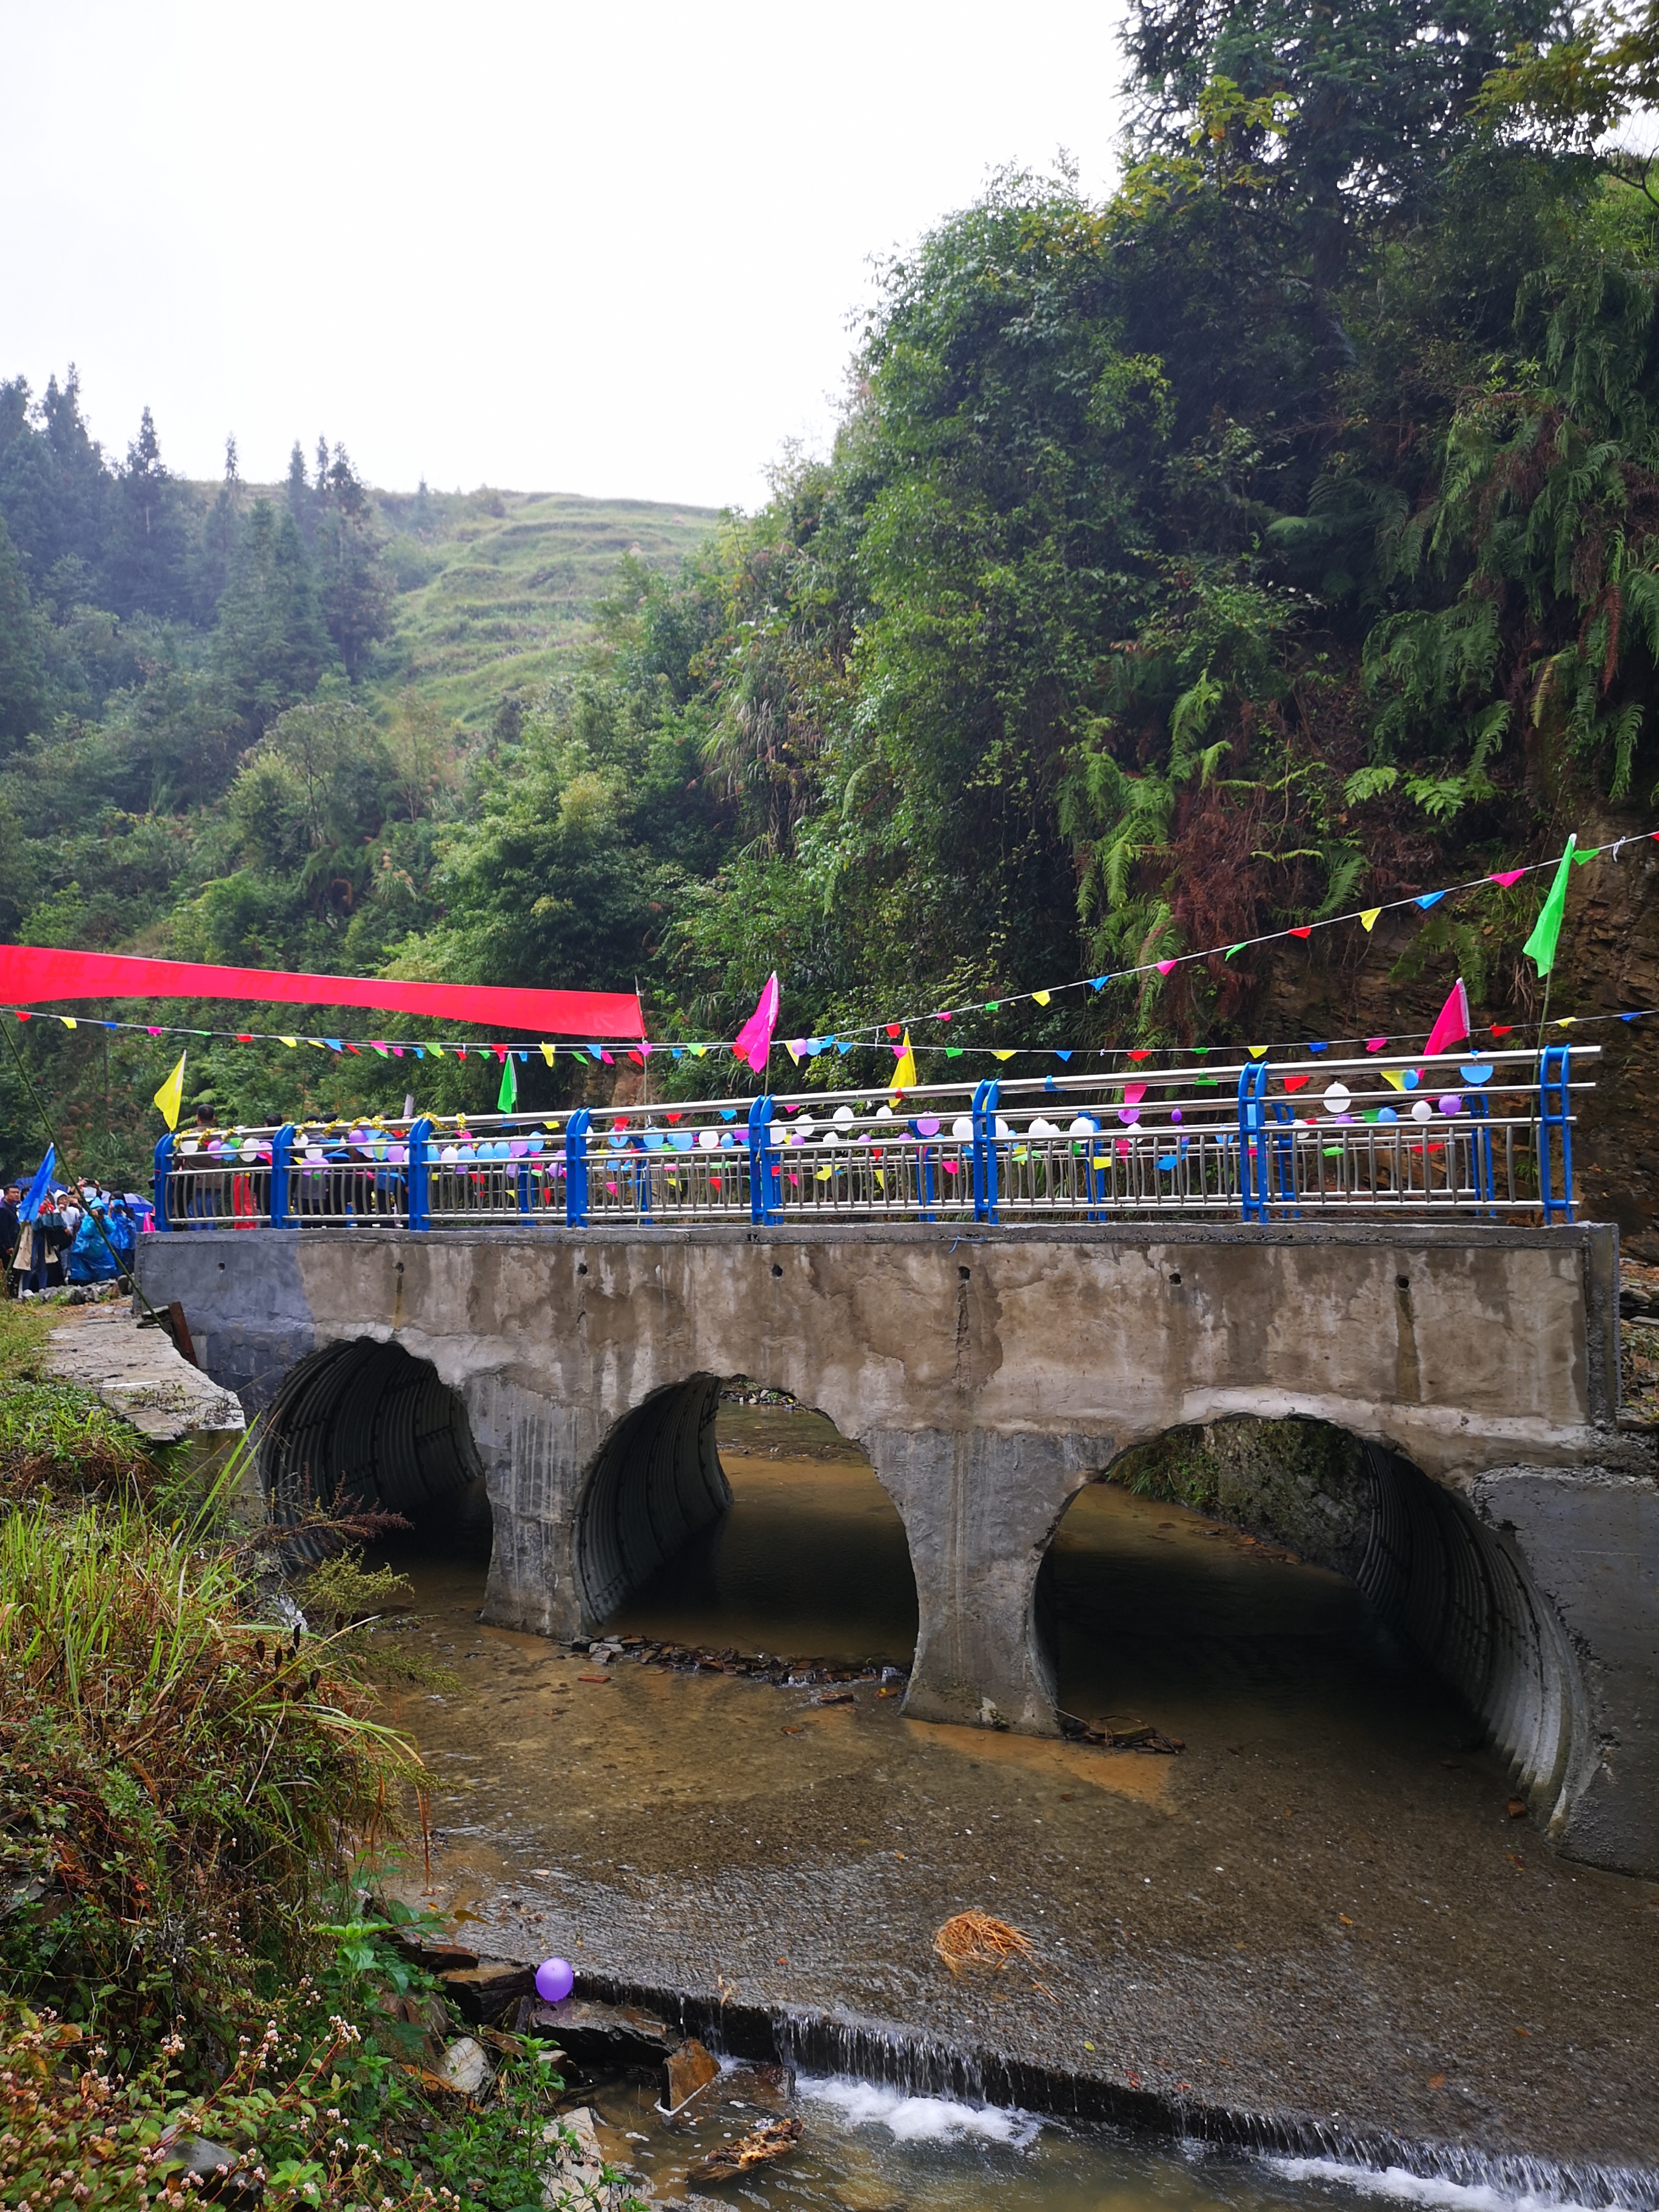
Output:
[0, 947, 643, 1040]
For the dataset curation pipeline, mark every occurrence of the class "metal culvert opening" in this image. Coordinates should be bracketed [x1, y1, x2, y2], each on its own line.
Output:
[258, 1338, 486, 1552]
[1044, 1418, 1584, 1822]
[574, 1375, 731, 1628]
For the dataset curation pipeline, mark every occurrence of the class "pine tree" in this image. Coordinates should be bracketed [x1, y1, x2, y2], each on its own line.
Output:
[212, 498, 333, 736]
[106, 404, 190, 618]
[315, 443, 390, 679]
[0, 511, 46, 746]
[189, 434, 244, 624]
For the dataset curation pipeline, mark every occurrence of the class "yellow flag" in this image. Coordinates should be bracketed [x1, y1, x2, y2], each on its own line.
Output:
[1359, 907, 1382, 933]
[1033, 990, 1051, 1007]
[891, 1030, 917, 1089]
[1248, 1045, 1268, 1059]
[539, 1041, 557, 1065]
[60, 1016, 76, 1030]
[1381, 1070, 1406, 1090]
[153, 1050, 187, 1130]
[279, 1035, 298, 1048]
[993, 1048, 1016, 1061]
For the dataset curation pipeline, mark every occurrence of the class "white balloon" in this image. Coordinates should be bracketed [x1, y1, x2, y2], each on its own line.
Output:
[833, 1104, 855, 1125]
[821, 1130, 840, 1146]
[697, 1128, 720, 1150]
[1068, 1115, 1098, 1136]
[1029, 1118, 1057, 1139]
[1322, 1082, 1352, 1115]
[795, 1116, 816, 1137]
[951, 1116, 974, 1140]
[1411, 1098, 1433, 1122]
[874, 1105, 893, 1122]
[994, 1116, 1012, 1139]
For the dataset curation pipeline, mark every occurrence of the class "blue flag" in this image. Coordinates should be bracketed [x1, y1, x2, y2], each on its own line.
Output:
[19, 1147, 55, 1222]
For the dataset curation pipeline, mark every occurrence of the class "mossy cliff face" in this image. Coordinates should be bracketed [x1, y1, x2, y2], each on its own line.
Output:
[1110, 1417, 1374, 1580]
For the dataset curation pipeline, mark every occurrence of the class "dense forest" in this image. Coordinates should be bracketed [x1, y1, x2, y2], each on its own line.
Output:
[5, 0, 1659, 1201]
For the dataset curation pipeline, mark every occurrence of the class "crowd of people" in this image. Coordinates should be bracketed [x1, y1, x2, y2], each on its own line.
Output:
[0, 1172, 147, 1296]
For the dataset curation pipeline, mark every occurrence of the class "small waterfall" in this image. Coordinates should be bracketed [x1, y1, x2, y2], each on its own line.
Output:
[570, 1964, 1659, 2210]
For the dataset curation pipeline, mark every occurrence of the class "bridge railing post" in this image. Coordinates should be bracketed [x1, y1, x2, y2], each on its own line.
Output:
[970, 1080, 999, 1224]
[152, 1133, 175, 1231]
[407, 1118, 434, 1232]
[1538, 1045, 1575, 1224]
[748, 1096, 780, 1224]
[269, 1124, 295, 1228]
[565, 1108, 591, 1227]
[1237, 1062, 1269, 1221]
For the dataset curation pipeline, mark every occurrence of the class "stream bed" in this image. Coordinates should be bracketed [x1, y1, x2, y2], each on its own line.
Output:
[370, 1402, 1659, 2199]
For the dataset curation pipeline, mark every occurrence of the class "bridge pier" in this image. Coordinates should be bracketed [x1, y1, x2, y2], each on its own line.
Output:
[135, 1218, 1657, 1875]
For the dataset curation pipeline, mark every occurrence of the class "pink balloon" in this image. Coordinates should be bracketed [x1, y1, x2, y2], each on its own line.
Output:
[535, 1956, 574, 2003]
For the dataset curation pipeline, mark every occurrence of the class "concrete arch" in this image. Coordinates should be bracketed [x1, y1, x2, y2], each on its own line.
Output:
[1039, 1418, 1592, 1831]
[258, 1335, 484, 1538]
[572, 1375, 731, 1627]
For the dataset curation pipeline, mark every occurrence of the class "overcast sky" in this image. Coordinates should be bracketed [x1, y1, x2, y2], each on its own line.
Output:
[2, 2, 1130, 512]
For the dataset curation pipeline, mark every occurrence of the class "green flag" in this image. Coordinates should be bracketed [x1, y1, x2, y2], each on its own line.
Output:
[497, 1050, 518, 1111]
[1523, 834, 1577, 978]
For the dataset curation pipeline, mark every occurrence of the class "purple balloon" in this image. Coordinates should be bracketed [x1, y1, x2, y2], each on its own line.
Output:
[535, 1956, 574, 2003]
[1438, 1093, 1463, 1117]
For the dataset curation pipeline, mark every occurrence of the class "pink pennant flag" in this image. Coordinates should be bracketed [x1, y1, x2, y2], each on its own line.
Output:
[1364, 1037, 1387, 1052]
[732, 971, 780, 1075]
[1489, 869, 1526, 888]
[1421, 977, 1470, 1061]
[1156, 959, 1178, 976]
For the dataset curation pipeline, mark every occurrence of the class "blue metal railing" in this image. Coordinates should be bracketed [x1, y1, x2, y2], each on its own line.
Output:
[147, 1044, 1593, 1233]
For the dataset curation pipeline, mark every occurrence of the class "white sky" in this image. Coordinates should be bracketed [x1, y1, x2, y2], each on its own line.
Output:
[1, 1, 1130, 512]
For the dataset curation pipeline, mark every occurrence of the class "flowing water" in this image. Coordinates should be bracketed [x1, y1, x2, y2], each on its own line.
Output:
[371, 1399, 1659, 2207]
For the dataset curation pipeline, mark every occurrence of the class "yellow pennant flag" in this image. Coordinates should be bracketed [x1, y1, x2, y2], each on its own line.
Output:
[1359, 907, 1382, 933]
[153, 1050, 187, 1130]
[279, 1035, 298, 1048]
[1033, 990, 1051, 1007]
[1381, 1070, 1406, 1090]
[1247, 1045, 1268, 1059]
[992, 1048, 1016, 1061]
[891, 1030, 917, 1089]
[539, 1041, 557, 1065]
[60, 1016, 76, 1030]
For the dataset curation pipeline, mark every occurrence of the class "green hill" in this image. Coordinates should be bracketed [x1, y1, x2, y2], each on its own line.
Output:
[367, 488, 723, 725]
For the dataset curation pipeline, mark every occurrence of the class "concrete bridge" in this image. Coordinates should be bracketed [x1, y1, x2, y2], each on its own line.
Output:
[135, 1217, 1657, 1876]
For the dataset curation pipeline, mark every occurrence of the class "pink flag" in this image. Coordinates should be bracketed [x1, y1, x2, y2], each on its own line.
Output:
[732, 971, 780, 1075]
[1489, 869, 1526, 888]
[1421, 977, 1470, 1061]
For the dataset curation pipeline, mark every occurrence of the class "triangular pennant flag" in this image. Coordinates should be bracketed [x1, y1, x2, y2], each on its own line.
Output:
[153, 1050, 186, 1130]
[783, 1039, 802, 1065]
[1365, 1036, 1387, 1052]
[992, 1048, 1015, 1061]
[1572, 846, 1600, 866]
[279, 1036, 298, 1048]
[540, 1042, 557, 1065]
[1226, 943, 1245, 959]
[60, 1015, 76, 1029]
[1359, 908, 1382, 932]
[1288, 927, 1312, 940]
[732, 971, 780, 1074]
[1382, 1069, 1407, 1090]
[1156, 959, 1177, 976]
[1415, 891, 1447, 910]
[1489, 869, 1526, 888]
[1523, 835, 1577, 977]
[1247, 1045, 1268, 1059]
[891, 1030, 917, 1089]
[1421, 977, 1470, 1061]
[1032, 991, 1050, 1007]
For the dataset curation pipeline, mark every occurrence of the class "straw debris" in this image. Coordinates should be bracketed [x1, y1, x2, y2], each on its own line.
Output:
[932, 1909, 1037, 1975]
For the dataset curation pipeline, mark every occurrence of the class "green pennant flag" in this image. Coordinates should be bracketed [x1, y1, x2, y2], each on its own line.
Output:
[1523, 834, 1577, 977]
[497, 1050, 518, 1111]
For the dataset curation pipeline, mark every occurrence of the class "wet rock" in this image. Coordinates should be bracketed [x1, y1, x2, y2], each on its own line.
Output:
[157, 2136, 262, 2202]
[541, 2105, 629, 2211]
[440, 1958, 537, 2023]
[526, 1995, 675, 2070]
[663, 2035, 720, 2112]
[439, 2036, 492, 2096]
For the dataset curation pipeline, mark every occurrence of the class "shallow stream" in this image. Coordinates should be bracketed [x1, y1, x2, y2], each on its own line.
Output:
[370, 1401, 1659, 2202]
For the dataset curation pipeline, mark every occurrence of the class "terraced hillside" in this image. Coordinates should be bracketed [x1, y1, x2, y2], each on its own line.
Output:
[367, 487, 722, 725]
